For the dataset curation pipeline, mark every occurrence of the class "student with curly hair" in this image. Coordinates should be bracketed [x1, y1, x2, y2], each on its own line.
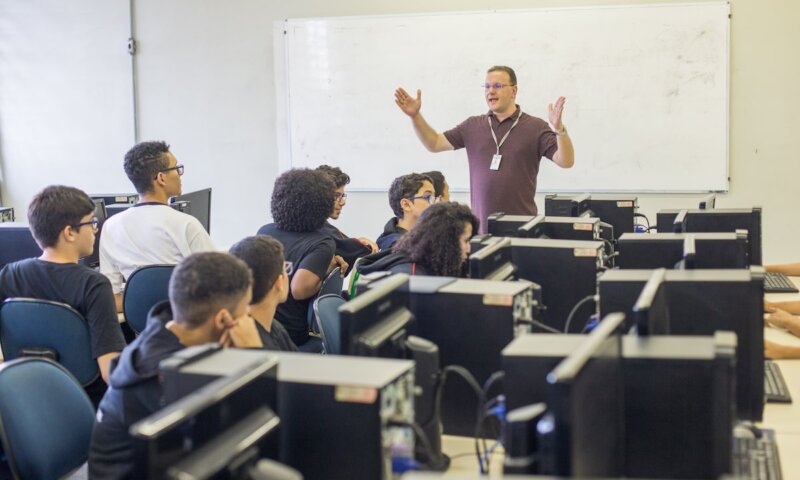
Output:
[376, 173, 436, 251]
[316, 165, 378, 265]
[257, 168, 347, 348]
[362, 202, 478, 277]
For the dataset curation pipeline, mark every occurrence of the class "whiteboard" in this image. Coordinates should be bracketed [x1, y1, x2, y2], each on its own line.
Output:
[283, 2, 729, 193]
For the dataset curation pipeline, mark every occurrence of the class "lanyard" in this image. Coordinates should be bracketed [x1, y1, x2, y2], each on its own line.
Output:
[488, 108, 523, 155]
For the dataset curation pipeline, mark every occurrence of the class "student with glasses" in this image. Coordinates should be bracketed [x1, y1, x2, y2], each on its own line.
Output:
[395, 65, 574, 233]
[99, 141, 215, 312]
[0, 185, 126, 404]
[376, 173, 436, 251]
[423, 170, 451, 203]
[316, 165, 378, 266]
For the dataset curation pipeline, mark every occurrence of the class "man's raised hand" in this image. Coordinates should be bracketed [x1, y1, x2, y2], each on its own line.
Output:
[395, 87, 422, 117]
[547, 96, 566, 132]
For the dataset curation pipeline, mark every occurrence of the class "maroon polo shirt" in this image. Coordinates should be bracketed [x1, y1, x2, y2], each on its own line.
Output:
[443, 105, 558, 233]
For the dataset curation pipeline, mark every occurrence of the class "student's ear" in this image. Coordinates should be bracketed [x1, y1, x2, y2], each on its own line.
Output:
[400, 198, 413, 214]
[212, 308, 235, 331]
[61, 224, 78, 243]
[271, 272, 287, 296]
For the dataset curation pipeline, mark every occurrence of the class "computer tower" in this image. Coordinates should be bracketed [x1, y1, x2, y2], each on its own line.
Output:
[544, 193, 591, 217]
[598, 268, 765, 422]
[0, 207, 14, 223]
[488, 214, 600, 242]
[358, 275, 541, 436]
[623, 333, 735, 479]
[588, 195, 638, 240]
[473, 236, 604, 334]
[616, 231, 749, 269]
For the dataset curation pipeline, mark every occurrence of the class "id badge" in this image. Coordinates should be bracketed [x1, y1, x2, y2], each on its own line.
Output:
[490, 154, 502, 171]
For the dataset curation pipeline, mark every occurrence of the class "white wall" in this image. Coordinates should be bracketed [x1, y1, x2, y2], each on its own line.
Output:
[1, 0, 799, 262]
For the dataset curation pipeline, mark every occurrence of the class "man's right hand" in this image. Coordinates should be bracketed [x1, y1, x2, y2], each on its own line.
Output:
[395, 87, 422, 117]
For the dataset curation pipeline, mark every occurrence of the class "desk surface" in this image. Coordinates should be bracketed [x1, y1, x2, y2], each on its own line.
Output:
[440, 276, 800, 478]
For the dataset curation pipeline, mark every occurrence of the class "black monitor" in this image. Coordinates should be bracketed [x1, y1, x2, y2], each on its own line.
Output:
[79, 199, 107, 268]
[172, 187, 212, 233]
[468, 237, 516, 281]
[537, 312, 625, 477]
[657, 207, 762, 265]
[699, 193, 716, 210]
[632, 269, 670, 335]
[90, 193, 138, 206]
[677, 234, 696, 270]
[616, 231, 748, 269]
[131, 355, 281, 479]
[0, 223, 43, 269]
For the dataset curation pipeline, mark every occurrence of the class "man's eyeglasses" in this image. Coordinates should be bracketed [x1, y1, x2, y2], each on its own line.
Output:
[483, 83, 515, 90]
[408, 194, 437, 205]
[73, 217, 99, 231]
[334, 192, 348, 202]
[159, 164, 185, 176]
[284, 261, 294, 276]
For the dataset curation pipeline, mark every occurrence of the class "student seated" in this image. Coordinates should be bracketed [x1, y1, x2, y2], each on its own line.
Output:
[0, 186, 126, 403]
[422, 170, 451, 202]
[229, 235, 298, 352]
[763, 264, 800, 359]
[362, 202, 478, 277]
[257, 168, 347, 349]
[766, 263, 800, 277]
[376, 173, 436, 251]
[316, 165, 378, 265]
[89, 252, 262, 478]
[99, 141, 215, 311]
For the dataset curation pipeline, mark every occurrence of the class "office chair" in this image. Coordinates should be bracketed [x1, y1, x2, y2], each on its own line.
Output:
[123, 264, 175, 334]
[307, 267, 343, 335]
[313, 294, 346, 355]
[0, 358, 95, 480]
[0, 298, 99, 387]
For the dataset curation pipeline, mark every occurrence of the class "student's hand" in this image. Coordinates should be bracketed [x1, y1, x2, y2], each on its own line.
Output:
[765, 340, 800, 360]
[766, 309, 797, 330]
[547, 96, 566, 132]
[221, 315, 263, 349]
[395, 88, 422, 117]
[764, 300, 777, 314]
[329, 255, 349, 276]
[357, 237, 379, 253]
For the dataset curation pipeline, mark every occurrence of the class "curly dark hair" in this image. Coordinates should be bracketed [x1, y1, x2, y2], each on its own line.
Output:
[388, 173, 433, 218]
[422, 171, 447, 198]
[123, 140, 171, 194]
[169, 252, 253, 329]
[316, 165, 350, 189]
[229, 235, 285, 305]
[27, 185, 96, 248]
[270, 168, 336, 232]
[393, 202, 479, 277]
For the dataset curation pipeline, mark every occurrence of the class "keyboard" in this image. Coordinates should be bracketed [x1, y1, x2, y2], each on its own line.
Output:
[764, 272, 799, 293]
[765, 360, 793, 403]
[733, 428, 783, 480]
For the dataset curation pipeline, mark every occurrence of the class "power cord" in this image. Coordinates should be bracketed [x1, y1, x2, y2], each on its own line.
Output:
[563, 294, 598, 333]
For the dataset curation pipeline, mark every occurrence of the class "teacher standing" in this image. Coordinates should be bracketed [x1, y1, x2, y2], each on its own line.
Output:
[395, 65, 575, 233]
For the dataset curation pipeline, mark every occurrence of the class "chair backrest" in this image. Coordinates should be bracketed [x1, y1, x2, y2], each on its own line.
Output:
[348, 257, 364, 298]
[313, 294, 346, 355]
[0, 357, 95, 480]
[123, 264, 175, 334]
[0, 298, 99, 386]
[320, 267, 344, 297]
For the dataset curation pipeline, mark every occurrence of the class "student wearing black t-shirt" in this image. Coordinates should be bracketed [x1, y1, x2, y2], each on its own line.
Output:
[89, 252, 262, 479]
[316, 165, 378, 266]
[230, 235, 298, 352]
[257, 168, 347, 349]
[0, 186, 126, 400]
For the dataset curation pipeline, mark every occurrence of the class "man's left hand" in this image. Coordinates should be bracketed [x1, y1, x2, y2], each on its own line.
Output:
[548, 96, 566, 132]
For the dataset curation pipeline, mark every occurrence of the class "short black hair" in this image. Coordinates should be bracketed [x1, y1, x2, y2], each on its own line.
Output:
[169, 252, 253, 328]
[316, 165, 350, 189]
[27, 185, 96, 249]
[487, 66, 517, 85]
[123, 141, 171, 194]
[388, 173, 433, 218]
[229, 235, 285, 305]
[422, 171, 447, 198]
[271, 168, 336, 232]
[394, 202, 479, 277]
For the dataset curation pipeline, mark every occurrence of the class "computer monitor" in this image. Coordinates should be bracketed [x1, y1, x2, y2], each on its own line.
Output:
[657, 207, 762, 265]
[131, 357, 281, 479]
[79, 199, 107, 268]
[90, 193, 138, 206]
[468, 237, 516, 281]
[537, 312, 624, 477]
[172, 187, 212, 233]
[0, 223, 43, 269]
[616, 231, 748, 269]
[0, 206, 14, 223]
[632, 269, 670, 335]
[699, 193, 716, 210]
